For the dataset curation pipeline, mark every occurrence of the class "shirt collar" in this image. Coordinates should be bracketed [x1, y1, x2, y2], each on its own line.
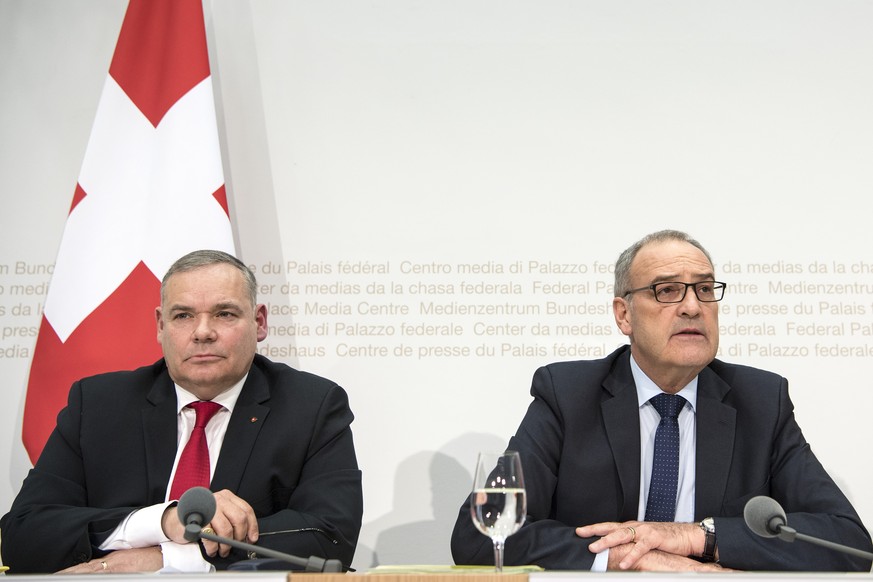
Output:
[174, 374, 248, 414]
[629, 354, 698, 411]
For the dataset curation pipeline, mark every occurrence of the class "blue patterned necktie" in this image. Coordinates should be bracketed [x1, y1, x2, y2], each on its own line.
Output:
[645, 393, 686, 522]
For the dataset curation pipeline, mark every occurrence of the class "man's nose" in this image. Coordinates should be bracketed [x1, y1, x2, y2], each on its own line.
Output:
[677, 285, 703, 315]
[192, 316, 217, 341]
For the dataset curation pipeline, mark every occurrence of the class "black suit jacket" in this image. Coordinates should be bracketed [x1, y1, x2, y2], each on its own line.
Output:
[451, 346, 872, 571]
[1, 354, 363, 573]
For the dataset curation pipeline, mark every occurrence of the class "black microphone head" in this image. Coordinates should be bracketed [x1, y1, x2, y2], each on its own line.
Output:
[744, 495, 787, 538]
[177, 486, 216, 527]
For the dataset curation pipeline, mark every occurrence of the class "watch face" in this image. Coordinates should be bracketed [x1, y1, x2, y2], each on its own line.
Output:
[700, 517, 717, 562]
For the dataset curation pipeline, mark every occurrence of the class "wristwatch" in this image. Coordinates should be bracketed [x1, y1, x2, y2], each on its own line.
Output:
[699, 517, 717, 562]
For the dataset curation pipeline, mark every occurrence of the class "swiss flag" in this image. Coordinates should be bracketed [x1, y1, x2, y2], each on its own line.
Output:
[22, 0, 235, 462]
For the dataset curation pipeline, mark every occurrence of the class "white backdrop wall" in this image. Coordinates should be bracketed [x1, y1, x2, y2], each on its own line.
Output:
[1, 0, 873, 571]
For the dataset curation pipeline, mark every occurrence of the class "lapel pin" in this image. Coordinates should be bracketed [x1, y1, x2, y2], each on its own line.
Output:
[250, 417, 258, 423]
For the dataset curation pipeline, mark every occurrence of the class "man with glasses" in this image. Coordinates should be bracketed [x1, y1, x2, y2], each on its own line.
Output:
[451, 230, 871, 572]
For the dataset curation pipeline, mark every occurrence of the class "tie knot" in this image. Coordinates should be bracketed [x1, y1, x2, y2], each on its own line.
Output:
[649, 393, 685, 419]
[188, 401, 222, 427]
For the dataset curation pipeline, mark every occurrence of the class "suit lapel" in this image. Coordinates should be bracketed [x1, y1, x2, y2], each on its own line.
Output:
[601, 351, 642, 521]
[694, 366, 736, 519]
[142, 366, 179, 503]
[211, 364, 271, 492]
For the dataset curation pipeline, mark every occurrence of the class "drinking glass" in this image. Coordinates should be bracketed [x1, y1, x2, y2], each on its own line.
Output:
[469, 451, 526, 572]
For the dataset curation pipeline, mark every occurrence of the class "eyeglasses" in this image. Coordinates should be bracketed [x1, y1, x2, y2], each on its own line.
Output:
[623, 281, 726, 303]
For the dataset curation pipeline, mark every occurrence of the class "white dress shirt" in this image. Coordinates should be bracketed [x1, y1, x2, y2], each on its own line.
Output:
[592, 356, 698, 571]
[632, 356, 697, 523]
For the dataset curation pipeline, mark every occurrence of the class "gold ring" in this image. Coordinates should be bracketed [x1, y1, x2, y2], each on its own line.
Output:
[626, 526, 636, 543]
[100, 561, 108, 571]
[201, 527, 216, 536]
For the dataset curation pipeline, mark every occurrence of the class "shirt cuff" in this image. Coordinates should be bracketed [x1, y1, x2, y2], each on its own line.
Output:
[159, 541, 214, 573]
[591, 548, 609, 572]
[99, 502, 172, 550]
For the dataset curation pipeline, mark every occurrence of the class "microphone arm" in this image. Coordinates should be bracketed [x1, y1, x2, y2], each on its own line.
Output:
[177, 487, 344, 572]
[773, 524, 873, 561]
[196, 528, 344, 572]
[744, 495, 873, 562]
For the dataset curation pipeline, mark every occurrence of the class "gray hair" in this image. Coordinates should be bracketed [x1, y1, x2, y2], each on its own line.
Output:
[161, 249, 257, 307]
[613, 230, 713, 297]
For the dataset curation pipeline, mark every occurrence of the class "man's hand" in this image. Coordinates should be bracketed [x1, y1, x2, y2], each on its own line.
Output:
[577, 521, 703, 570]
[203, 489, 259, 557]
[605, 544, 731, 572]
[56, 547, 163, 574]
[162, 489, 260, 558]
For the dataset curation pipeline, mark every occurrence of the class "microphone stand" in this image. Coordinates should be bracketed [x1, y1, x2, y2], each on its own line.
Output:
[185, 524, 344, 572]
[775, 525, 873, 561]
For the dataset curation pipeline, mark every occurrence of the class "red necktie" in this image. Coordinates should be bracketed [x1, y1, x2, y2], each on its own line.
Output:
[169, 401, 223, 500]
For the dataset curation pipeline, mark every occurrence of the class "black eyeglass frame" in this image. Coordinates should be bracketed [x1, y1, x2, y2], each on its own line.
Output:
[623, 281, 727, 303]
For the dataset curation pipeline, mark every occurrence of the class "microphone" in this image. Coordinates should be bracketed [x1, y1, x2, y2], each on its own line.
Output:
[177, 487, 345, 572]
[743, 495, 873, 561]
[743, 495, 787, 538]
[177, 486, 216, 542]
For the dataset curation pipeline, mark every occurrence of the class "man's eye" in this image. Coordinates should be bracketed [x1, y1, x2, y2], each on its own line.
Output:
[174, 313, 192, 320]
[657, 284, 678, 296]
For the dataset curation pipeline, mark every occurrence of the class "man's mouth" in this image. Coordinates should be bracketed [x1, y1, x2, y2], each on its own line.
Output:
[187, 354, 222, 362]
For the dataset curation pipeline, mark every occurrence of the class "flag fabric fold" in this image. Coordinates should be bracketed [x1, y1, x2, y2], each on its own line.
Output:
[23, 0, 235, 462]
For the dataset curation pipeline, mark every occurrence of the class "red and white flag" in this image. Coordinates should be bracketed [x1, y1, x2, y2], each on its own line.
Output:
[23, 0, 235, 462]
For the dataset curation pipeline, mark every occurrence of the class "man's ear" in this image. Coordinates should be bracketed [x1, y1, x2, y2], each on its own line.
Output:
[255, 303, 268, 341]
[155, 307, 164, 342]
[613, 296, 632, 337]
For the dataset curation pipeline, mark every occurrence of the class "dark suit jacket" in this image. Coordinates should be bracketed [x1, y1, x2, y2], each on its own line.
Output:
[1, 354, 363, 573]
[451, 346, 872, 571]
